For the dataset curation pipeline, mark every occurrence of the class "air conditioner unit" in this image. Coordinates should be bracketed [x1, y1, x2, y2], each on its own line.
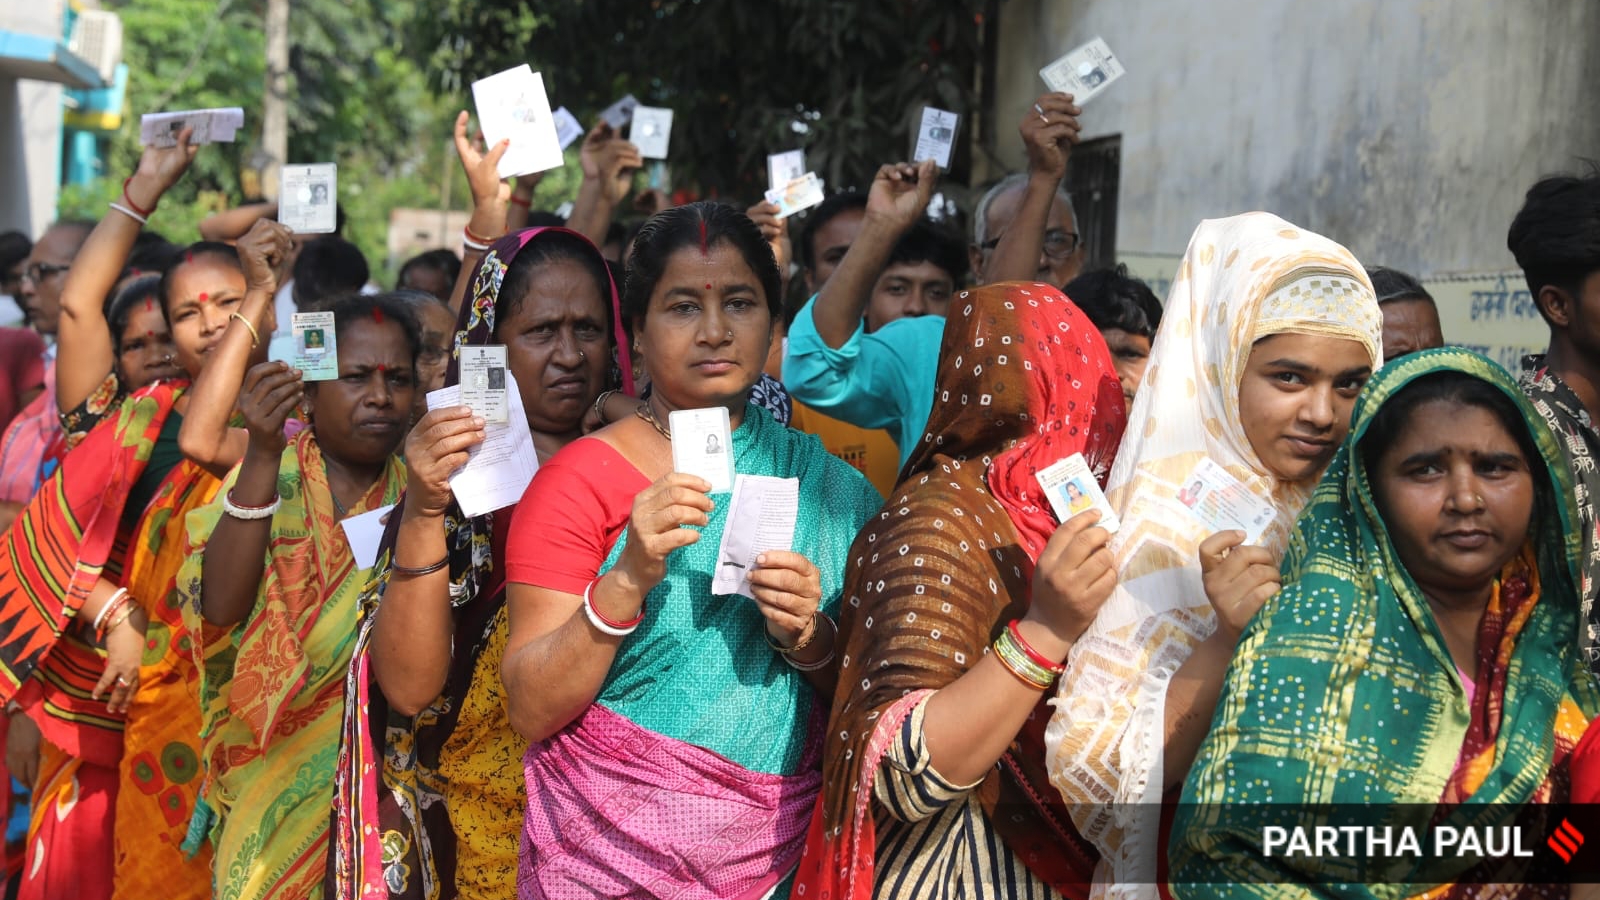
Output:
[69, 10, 124, 86]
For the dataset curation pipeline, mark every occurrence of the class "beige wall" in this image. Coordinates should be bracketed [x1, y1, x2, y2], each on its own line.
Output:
[989, 0, 1600, 277]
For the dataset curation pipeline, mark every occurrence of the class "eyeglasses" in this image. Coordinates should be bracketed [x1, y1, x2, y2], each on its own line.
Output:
[24, 262, 70, 283]
[979, 229, 1081, 260]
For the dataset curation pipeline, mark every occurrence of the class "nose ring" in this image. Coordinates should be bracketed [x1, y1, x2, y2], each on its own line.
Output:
[1474, 493, 1485, 507]
[726, 330, 733, 339]
[578, 349, 586, 361]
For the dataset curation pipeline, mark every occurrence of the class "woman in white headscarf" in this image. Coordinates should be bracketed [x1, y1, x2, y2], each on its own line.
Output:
[1044, 212, 1385, 895]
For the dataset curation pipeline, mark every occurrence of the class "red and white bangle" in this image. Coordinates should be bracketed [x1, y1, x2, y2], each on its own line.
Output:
[583, 578, 645, 637]
[223, 490, 280, 520]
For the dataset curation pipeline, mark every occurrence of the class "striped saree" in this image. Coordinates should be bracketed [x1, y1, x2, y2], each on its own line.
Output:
[179, 429, 405, 900]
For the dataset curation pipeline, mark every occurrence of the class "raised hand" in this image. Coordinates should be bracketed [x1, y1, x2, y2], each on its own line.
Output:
[1021, 92, 1082, 182]
[1025, 509, 1117, 644]
[614, 472, 714, 593]
[454, 110, 512, 217]
[239, 361, 304, 458]
[235, 219, 295, 295]
[125, 126, 199, 211]
[581, 122, 643, 206]
[746, 200, 791, 273]
[403, 407, 486, 518]
[1198, 530, 1280, 640]
[865, 161, 939, 233]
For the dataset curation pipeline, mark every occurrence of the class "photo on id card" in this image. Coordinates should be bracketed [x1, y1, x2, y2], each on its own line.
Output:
[459, 345, 509, 424]
[669, 407, 734, 494]
[1035, 453, 1119, 532]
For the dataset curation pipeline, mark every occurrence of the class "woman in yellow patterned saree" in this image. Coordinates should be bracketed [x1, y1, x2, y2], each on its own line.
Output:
[1045, 212, 1385, 895]
[177, 293, 417, 900]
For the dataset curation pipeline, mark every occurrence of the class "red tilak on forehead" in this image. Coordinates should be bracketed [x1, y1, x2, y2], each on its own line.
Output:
[144, 297, 154, 312]
[377, 364, 388, 373]
[185, 251, 194, 264]
[372, 307, 384, 324]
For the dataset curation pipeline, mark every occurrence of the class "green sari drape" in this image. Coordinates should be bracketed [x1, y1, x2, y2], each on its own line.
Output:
[1171, 347, 1600, 898]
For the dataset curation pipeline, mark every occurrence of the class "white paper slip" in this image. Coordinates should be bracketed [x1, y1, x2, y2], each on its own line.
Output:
[458, 345, 509, 424]
[340, 504, 396, 571]
[292, 311, 338, 380]
[669, 407, 734, 494]
[1177, 458, 1278, 544]
[711, 475, 800, 599]
[913, 107, 960, 170]
[767, 150, 806, 193]
[427, 374, 540, 518]
[553, 106, 585, 150]
[470, 65, 565, 178]
[1039, 36, 1126, 104]
[598, 94, 639, 130]
[764, 172, 826, 219]
[1036, 452, 1120, 532]
[139, 107, 244, 147]
[278, 164, 337, 234]
[629, 106, 674, 160]
[266, 333, 297, 367]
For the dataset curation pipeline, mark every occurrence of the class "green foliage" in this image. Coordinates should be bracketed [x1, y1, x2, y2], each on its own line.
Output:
[411, 0, 989, 201]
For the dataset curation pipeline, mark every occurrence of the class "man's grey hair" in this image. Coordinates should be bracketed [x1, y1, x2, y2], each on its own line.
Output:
[971, 174, 1078, 246]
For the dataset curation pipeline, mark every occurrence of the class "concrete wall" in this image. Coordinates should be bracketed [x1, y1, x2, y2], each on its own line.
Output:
[0, 0, 71, 236]
[990, 0, 1600, 276]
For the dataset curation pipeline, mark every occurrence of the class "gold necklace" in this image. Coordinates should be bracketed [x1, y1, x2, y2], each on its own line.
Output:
[634, 399, 672, 439]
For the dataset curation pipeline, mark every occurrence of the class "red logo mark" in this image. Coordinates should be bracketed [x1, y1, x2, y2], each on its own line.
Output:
[1549, 818, 1584, 863]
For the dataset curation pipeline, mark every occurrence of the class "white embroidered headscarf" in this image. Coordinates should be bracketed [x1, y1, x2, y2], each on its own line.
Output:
[1043, 212, 1383, 896]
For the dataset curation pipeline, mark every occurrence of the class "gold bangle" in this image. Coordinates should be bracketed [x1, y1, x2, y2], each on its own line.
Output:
[229, 312, 260, 349]
[767, 612, 827, 654]
[592, 389, 619, 425]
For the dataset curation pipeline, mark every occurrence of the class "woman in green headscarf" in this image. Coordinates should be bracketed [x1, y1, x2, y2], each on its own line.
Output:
[1172, 347, 1600, 897]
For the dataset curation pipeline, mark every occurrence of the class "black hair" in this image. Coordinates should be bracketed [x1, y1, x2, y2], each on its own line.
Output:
[330, 292, 422, 365]
[496, 231, 615, 340]
[0, 230, 31, 275]
[1064, 264, 1164, 338]
[1360, 371, 1544, 501]
[798, 192, 868, 273]
[158, 242, 242, 313]
[623, 201, 782, 322]
[1366, 265, 1435, 307]
[1506, 169, 1600, 322]
[104, 274, 164, 351]
[885, 218, 968, 285]
[525, 211, 566, 228]
[124, 231, 180, 278]
[396, 248, 462, 296]
[293, 236, 370, 312]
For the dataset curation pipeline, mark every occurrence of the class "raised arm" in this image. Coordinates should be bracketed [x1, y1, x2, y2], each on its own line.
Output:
[198, 361, 304, 627]
[177, 220, 292, 479]
[809, 161, 936, 348]
[370, 406, 486, 715]
[983, 92, 1080, 285]
[502, 472, 711, 741]
[57, 129, 199, 413]
[505, 173, 541, 232]
[447, 110, 512, 317]
[198, 200, 278, 244]
[565, 123, 642, 248]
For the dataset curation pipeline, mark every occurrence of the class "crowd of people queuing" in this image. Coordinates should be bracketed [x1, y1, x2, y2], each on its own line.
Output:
[0, 74, 1596, 900]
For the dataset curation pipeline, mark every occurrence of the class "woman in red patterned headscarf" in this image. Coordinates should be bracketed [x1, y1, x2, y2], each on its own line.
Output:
[793, 280, 1127, 900]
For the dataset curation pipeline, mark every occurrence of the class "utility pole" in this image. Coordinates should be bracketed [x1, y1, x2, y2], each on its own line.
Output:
[262, 0, 290, 200]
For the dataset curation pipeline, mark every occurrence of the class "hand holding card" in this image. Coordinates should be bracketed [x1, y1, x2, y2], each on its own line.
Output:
[470, 65, 564, 178]
[1039, 36, 1126, 104]
[1177, 458, 1278, 544]
[1037, 453, 1120, 532]
[913, 107, 961, 170]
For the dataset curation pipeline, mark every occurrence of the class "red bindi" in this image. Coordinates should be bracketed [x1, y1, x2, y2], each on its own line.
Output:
[377, 364, 388, 373]
[197, 292, 209, 304]
[705, 283, 712, 290]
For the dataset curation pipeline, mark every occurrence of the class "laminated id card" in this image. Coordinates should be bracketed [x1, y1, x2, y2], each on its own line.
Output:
[669, 407, 734, 493]
[458, 345, 509, 424]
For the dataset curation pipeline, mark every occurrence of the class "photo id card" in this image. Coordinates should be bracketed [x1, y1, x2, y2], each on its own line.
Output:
[764, 172, 826, 219]
[1036, 453, 1120, 532]
[913, 107, 960, 170]
[552, 106, 585, 150]
[139, 107, 244, 147]
[459, 345, 510, 424]
[292, 311, 338, 381]
[470, 64, 564, 178]
[767, 150, 806, 193]
[1040, 36, 1126, 104]
[629, 106, 674, 160]
[669, 407, 734, 494]
[278, 164, 337, 234]
[599, 94, 640, 130]
[1176, 458, 1278, 544]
